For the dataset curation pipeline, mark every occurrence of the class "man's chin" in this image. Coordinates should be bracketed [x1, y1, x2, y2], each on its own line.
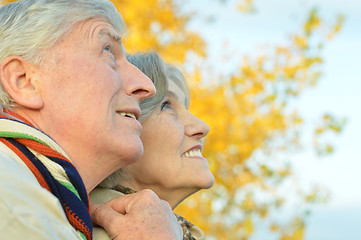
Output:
[119, 142, 144, 167]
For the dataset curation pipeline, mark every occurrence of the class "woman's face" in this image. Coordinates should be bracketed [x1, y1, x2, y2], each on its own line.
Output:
[121, 80, 214, 208]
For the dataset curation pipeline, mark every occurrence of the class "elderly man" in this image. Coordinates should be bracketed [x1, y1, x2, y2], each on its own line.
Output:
[0, 0, 182, 239]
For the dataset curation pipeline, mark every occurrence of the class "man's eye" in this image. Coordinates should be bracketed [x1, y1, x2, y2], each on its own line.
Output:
[104, 45, 111, 53]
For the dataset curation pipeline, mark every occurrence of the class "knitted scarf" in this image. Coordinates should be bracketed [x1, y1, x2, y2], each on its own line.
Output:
[111, 185, 196, 240]
[0, 110, 92, 240]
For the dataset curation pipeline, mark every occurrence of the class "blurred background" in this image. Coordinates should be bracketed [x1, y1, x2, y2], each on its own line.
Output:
[2, 0, 360, 239]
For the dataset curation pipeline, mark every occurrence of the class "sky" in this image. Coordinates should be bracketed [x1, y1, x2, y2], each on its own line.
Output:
[185, 0, 361, 239]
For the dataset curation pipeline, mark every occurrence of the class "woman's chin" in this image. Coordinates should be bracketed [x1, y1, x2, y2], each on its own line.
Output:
[204, 177, 215, 189]
[196, 173, 215, 190]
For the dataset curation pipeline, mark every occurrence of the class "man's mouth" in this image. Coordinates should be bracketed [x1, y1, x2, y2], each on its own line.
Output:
[117, 112, 137, 120]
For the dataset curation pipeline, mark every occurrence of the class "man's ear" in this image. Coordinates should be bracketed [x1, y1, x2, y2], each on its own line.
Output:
[0, 56, 44, 109]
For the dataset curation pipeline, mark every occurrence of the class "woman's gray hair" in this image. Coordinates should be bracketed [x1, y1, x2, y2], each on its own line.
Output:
[99, 51, 169, 188]
[0, 0, 126, 108]
[165, 64, 190, 108]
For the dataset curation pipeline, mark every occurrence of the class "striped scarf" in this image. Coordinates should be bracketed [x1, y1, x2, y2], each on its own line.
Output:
[0, 110, 92, 240]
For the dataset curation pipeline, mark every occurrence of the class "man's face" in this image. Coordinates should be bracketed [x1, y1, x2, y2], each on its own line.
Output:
[37, 18, 155, 178]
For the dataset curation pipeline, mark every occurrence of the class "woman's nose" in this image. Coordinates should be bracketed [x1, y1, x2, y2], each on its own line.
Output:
[185, 112, 210, 139]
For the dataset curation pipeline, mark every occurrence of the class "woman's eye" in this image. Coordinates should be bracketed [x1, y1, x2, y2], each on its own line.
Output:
[161, 101, 171, 111]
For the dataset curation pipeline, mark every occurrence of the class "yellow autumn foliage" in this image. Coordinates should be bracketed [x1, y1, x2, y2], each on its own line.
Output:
[237, 0, 255, 13]
[1, 0, 346, 239]
[110, 0, 206, 64]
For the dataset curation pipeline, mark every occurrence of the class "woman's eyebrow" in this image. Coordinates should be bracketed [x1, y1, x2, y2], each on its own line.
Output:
[168, 91, 187, 106]
[167, 91, 179, 100]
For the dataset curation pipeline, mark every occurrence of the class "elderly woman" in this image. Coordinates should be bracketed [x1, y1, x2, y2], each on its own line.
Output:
[90, 52, 214, 240]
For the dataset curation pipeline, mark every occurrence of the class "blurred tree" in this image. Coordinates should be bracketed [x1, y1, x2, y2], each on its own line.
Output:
[110, 0, 206, 64]
[1, 0, 346, 239]
[179, 6, 346, 239]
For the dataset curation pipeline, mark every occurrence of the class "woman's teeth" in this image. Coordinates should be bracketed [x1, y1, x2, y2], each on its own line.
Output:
[184, 149, 202, 158]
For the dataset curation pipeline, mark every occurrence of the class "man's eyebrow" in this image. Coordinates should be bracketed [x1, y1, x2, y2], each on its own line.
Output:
[99, 30, 122, 44]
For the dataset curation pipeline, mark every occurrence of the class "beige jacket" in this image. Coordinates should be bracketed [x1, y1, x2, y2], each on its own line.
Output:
[0, 143, 83, 240]
[90, 187, 206, 240]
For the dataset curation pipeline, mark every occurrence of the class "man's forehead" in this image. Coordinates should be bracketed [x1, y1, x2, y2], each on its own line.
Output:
[74, 18, 121, 42]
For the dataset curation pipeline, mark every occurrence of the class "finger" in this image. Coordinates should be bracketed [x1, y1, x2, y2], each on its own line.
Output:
[106, 193, 137, 214]
[106, 189, 159, 214]
[160, 199, 173, 212]
[91, 203, 128, 239]
[91, 203, 123, 227]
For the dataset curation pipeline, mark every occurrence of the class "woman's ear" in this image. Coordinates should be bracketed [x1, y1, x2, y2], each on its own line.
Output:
[0, 56, 44, 109]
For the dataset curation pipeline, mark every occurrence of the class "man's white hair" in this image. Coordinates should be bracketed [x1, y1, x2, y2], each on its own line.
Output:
[0, 0, 126, 108]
